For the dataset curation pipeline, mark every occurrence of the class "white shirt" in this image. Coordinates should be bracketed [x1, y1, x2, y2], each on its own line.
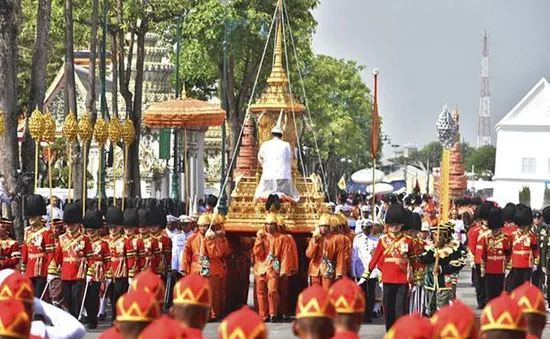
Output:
[31, 299, 86, 339]
[172, 229, 195, 271]
[451, 218, 466, 245]
[352, 233, 380, 279]
[258, 138, 292, 180]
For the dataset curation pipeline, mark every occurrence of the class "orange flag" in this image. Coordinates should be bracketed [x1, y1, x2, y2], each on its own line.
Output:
[371, 70, 380, 159]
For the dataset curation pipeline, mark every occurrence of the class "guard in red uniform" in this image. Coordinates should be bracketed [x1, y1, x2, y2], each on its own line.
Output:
[104, 205, 128, 323]
[137, 208, 160, 274]
[150, 206, 172, 281]
[53, 202, 93, 318]
[467, 201, 493, 309]
[480, 292, 527, 339]
[511, 282, 547, 339]
[328, 277, 365, 339]
[83, 208, 110, 329]
[20, 194, 55, 297]
[123, 208, 144, 281]
[477, 207, 511, 302]
[0, 217, 20, 269]
[360, 203, 414, 331]
[511, 204, 539, 289]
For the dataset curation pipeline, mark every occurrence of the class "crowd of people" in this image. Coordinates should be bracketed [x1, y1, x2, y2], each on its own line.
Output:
[0, 192, 549, 338]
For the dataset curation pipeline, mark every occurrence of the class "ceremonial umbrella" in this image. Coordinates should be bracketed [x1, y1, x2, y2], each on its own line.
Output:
[351, 168, 384, 185]
[143, 94, 226, 213]
[366, 183, 394, 195]
[143, 96, 226, 128]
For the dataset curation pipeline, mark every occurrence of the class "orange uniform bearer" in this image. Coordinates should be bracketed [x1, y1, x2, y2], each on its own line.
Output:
[253, 212, 289, 322]
[181, 213, 230, 320]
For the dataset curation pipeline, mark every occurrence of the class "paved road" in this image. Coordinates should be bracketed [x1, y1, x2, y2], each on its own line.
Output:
[83, 269, 550, 338]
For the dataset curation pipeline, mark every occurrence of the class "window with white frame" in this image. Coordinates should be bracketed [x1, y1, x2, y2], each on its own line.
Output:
[521, 158, 536, 174]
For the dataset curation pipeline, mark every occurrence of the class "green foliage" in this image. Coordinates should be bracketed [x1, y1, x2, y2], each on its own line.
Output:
[300, 54, 374, 196]
[519, 186, 531, 206]
[464, 145, 496, 177]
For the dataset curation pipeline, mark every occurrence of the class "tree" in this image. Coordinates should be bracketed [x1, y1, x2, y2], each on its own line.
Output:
[300, 55, 373, 198]
[465, 145, 496, 177]
[519, 186, 531, 206]
[0, 0, 24, 242]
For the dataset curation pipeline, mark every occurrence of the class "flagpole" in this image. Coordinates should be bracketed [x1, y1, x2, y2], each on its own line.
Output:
[371, 69, 379, 223]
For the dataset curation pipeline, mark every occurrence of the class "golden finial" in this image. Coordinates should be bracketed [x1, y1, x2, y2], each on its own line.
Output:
[0, 111, 5, 136]
[63, 112, 78, 142]
[29, 107, 44, 141]
[42, 112, 56, 143]
[94, 116, 109, 146]
[121, 118, 135, 146]
[273, 0, 283, 69]
[108, 115, 121, 144]
[78, 112, 94, 142]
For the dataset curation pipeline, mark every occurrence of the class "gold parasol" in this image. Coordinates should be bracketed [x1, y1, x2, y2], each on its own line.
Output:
[143, 93, 226, 129]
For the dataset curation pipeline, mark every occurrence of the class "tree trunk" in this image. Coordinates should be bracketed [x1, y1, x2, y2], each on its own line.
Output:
[110, 30, 118, 119]
[126, 24, 148, 198]
[0, 0, 23, 242]
[21, 0, 51, 184]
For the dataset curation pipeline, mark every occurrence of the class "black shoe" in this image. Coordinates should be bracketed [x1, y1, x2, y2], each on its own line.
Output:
[88, 323, 98, 330]
[282, 314, 290, 322]
[365, 318, 373, 323]
[270, 316, 280, 323]
[266, 195, 274, 211]
[98, 314, 106, 321]
[273, 195, 281, 210]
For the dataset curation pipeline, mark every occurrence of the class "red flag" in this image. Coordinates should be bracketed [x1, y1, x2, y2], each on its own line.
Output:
[371, 70, 380, 159]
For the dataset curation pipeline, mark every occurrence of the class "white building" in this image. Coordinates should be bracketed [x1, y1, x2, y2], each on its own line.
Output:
[492, 77, 550, 209]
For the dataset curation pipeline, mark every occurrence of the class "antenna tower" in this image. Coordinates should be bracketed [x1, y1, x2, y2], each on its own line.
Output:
[477, 30, 491, 148]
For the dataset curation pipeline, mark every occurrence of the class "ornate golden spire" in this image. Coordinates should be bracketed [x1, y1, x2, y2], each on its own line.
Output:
[249, 0, 303, 114]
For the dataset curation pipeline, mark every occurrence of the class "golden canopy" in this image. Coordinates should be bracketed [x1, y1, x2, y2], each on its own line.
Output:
[143, 96, 226, 128]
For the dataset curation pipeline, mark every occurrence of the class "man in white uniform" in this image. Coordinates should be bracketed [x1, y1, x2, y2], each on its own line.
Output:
[254, 110, 300, 211]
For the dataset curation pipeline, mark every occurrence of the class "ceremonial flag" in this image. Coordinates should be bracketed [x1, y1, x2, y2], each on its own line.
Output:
[371, 70, 380, 159]
[338, 175, 346, 191]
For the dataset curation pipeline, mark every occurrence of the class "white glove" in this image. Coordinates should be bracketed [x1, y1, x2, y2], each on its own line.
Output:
[47, 274, 56, 283]
[533, 266, 538, 272]
[33, 298, 46, 316]
[411, 286, 418, 294]
[106, 278, 112, 286]
[357, 277, 366, 285]
[86, 275, 93, 283]
[128, 277, 133, 285]
[505, 269, 511, 277]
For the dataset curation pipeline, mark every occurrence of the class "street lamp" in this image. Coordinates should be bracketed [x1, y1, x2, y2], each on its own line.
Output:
[217, 0, 230, 215]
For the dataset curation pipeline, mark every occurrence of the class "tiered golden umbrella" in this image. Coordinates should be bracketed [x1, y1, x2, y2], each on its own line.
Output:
[78, 113, 93, 214]
[108, 116, 121, 206]
[63, 113, 78, 201]
[29, 108, 44, 191]
[143, 94, 226, 212]
[94, 117, 109, 210]
[121, 118, 135, 210]
[42, 112, 56, 217]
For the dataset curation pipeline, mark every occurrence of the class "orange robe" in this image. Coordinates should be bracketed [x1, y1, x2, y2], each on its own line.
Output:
[181, 232, 230, 319]
[279, 233, 298, 316]
[253, 232, 287, 320]
[306, 234, 337, 289]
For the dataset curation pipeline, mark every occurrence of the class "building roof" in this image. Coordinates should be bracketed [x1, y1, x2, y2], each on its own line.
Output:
[496, 77, 550, 131]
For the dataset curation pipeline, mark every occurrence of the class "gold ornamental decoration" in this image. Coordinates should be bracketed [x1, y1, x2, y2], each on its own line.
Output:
[29, 108, 44, 191]
[94, 116, 109, 209]
[42, 112, 56, 219]
[0, 111, 5, 136]
[108, 116, 122, 205]
[63, 113, 78, 202]
[78, 112, 94, 214]
[121, 118, 135, 210]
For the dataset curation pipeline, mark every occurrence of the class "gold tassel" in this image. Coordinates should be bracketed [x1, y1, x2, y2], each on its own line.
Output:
[121, 118, 135, 210]
[78, 113, 93, 214]
[63, 113, 78, 202]
[29, 108, 44, 191]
